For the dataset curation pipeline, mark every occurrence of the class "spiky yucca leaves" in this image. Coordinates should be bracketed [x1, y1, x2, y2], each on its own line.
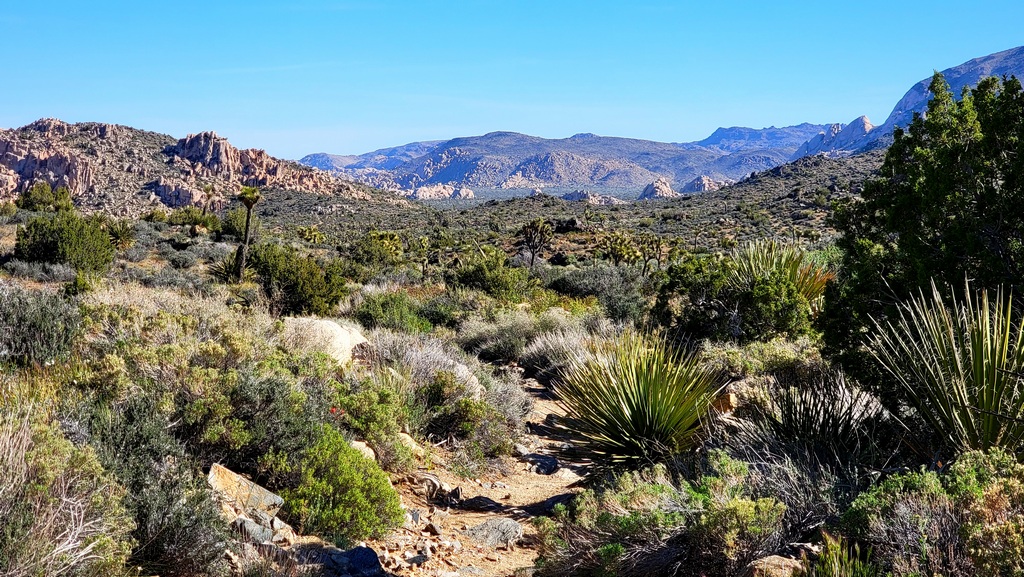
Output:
[107, 220, 136, 251]
[869, 281, 1024, 453]
[556, 332, 726, 469]
[731, 239, 834, 314]
[746, 372, 889, 464]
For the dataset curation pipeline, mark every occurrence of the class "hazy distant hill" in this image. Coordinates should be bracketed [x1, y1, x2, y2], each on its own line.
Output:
[300, 125, 832, 194]
[794, 45, 1024, 158]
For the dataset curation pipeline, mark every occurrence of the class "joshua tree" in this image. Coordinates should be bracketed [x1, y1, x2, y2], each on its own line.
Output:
[518, 218, 554, 268]
[234, 186, 261, 281]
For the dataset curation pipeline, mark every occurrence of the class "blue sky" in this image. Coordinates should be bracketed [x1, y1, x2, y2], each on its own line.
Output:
[2, 1, 1022, 158]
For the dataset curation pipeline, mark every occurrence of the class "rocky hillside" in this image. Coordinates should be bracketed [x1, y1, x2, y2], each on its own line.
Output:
[0, 118, 380, 217]
[795, 44, 1024, 158]
[300, 125, 832, 194]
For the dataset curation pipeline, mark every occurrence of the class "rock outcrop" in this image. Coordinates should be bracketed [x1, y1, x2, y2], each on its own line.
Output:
[681, 175, 730, 193]
[638, 177, 681, 200]
[560, 190, 628, 205]
[0, 118, 373, 216]
[408, 183, 475, 200]
[789, 116, 875, 160]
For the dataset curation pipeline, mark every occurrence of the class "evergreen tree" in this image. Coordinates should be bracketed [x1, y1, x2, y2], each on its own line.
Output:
[823, 72, 1024, 386]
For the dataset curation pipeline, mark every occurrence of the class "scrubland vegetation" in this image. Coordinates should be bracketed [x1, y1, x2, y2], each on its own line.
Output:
[3, 72, 1024, 576]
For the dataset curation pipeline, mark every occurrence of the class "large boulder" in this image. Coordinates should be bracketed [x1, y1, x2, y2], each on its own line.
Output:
[281, 318, 368, 365]
[638, 177, 681, 200]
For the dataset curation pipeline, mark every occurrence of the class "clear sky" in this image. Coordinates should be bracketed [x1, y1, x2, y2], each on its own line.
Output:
[2, 1, 1022, 158]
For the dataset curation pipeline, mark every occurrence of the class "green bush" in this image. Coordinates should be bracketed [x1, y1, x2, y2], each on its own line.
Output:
[556, 332, 725, 469]
[548, 264, 648, 324]
[14, 212, 115, 273]
[283, 426, 404, 546]
[221, 206, 260, 241]
[90, 396, 231, 577]
[249, 243, 349, 316]
[0, 200, 17, 218]
[451, 245, 534, 303]
[0, 408, 133, 577]
[535, 453, 786, 577]
[16, 181, 74, 212]
[799, 532, 881, 577]
[168, 206, 221, 232]
[354, 291, 432, 333]
[655, 251, 815, 342]
[842, 448, 1024, 577]
[0, 284, 81, 366]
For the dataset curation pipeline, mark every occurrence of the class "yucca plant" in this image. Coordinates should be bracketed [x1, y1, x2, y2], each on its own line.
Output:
[799, 531, 881, 577]
[868, 281, 1024, 453]
[107, 219, 136, 251]
[731, 239, 834, 314]
[555, 332, 726, 469]
[208, 251, 254, 284]
[745, 372, 889, 465]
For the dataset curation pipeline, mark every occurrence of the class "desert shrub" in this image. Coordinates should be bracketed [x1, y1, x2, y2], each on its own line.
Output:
[16, 181, 74, 212]
[655, 251, 814, 342]
[334, 373, 415, 472]
[348, 230, 405, 273]
[520, 326, 590, 384]
[90, 396, 231, 577]
[141, 208, 169, 223]
[282, 426, 404, 546]
[841, 449, 1024, 576]
[249, 243, 348, 316]
[354, 291, 432, 333]
[177, 366, 330, 484]
[450, 245, 534, 303]
[556, 332, 725, 469]
[419, 288, 497, 328]
[868, 281, 1024, 454]
[221, 206, 261, 241]
[535, 453, 786, 577]
[2, 259, 78, 282]
[0, 408, 133, 577]
[547, 264, 648, 324]
[15, 212, 115, 273]
[168, 206, 221, 232]
[365, 331, 530, 465]
[0, 284, 81, 365]
[457, 308, 576, 363]
[730, 239, 833, 315]
[0, 200, 17, 218]
[166, 248, 198, 269]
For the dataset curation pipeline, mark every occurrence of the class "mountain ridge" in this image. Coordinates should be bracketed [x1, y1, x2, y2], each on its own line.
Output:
[299, 124, 830, 194]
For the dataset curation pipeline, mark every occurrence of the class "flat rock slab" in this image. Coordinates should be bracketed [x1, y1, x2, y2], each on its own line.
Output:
[208, 463, 283, 518]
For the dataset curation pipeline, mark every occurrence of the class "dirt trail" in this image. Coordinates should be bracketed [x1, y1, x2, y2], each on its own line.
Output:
[373, 380, 586, 577]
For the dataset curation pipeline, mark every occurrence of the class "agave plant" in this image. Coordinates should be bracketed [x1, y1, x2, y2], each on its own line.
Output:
[555, 332, 726, 468]
[868, 281, 1024, 453]
[730, 239, 834, 314]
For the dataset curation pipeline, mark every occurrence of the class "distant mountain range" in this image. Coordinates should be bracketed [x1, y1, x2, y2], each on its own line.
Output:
[796, 45, 1024, 157]
[301, 45, 1024, 197]
[298, 125, 830, 196]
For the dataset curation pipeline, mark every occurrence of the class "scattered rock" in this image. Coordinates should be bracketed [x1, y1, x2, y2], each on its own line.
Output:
[350, 440, 376, 461]
[462, 518, 524, 550]
[740, 555, 804, 577]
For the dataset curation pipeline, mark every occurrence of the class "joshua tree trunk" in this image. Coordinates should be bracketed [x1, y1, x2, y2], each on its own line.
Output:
[234, 186, 261, 282]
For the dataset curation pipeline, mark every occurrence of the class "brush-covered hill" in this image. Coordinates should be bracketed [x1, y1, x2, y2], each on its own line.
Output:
[0, 118, 402, 218]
